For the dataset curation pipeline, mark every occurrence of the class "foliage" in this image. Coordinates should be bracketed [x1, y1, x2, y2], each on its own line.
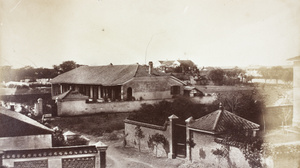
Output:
[216, 88, 264, 126]
[0, 60, 82, 82]
[53, 60, 81, 74]
[219, 122, 264, 168]
[208, 69, 225, 85]
[135, 126, 145, 152]
[127, 97, 218, 125]
[52, 127, 67, 147]
[258, 66, 293, 84]
[199, 148, 206, 159]
[147, 133, 169, 157]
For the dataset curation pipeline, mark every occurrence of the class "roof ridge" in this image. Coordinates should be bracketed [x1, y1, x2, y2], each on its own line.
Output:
[212, 110, 222, 131]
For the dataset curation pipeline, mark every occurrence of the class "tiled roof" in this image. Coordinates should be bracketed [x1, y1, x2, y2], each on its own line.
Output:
[50, 64, 139, 85]
[0, 107, 53, 137]
[124, 76, 185, 86]
[189, 109, 259, 134]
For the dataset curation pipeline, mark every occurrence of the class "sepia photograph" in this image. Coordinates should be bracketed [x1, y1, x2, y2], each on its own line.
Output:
[0, 0, 300, 167]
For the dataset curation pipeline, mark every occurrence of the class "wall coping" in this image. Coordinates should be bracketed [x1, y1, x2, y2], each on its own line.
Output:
[2, 145, 99, 159]
[266, 104, 293, 108]
[124, 119, 169, 131]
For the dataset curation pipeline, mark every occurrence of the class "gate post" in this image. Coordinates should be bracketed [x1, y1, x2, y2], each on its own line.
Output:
[95, 141, 108, 168]
[185, 117, 194, 161]
[168, 114, 179, 159]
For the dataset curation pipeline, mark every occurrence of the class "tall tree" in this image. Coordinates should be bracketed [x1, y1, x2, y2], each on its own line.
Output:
[208, 68, 225, 85]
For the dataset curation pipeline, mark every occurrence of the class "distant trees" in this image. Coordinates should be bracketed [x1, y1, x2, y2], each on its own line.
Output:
[258, 66, 293, 84]
[53, 61, 81, 75]
[0, 60, 82, 82]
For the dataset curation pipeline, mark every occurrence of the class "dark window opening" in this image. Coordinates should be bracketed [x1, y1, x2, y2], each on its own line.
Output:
[171, 86, 180, 95]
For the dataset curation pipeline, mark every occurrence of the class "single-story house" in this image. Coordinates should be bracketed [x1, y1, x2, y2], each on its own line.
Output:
[50, 62, 187, 116]
[124, 104, 260, 168]
[0, 107, 108, 168]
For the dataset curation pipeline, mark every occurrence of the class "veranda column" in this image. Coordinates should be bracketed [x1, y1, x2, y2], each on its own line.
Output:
[168, 114, 179, 159]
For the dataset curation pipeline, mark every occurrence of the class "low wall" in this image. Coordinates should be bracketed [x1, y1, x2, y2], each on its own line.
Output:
[57, 99, 172, 116]
[1, 144, 107, 168]
[0, 134, 52, 150]
[124, 119, 171, 157]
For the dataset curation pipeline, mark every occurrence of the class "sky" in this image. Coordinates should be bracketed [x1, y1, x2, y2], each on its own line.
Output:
[0, 0, 300, 68]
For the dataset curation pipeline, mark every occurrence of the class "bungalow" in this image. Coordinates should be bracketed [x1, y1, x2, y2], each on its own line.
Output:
[124, 104, 260, 168]
[50, 62, 187, 116]
[0, 107, 108, 168]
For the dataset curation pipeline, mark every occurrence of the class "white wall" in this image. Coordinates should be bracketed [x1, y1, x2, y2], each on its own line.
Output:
[0, 134, 52, 150]
[57, 99, 170, 116]
[191, 131, 250, 168]
[125, 122, 170, 157]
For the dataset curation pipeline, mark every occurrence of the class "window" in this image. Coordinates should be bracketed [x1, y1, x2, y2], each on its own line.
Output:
[171, 86, 180, 95]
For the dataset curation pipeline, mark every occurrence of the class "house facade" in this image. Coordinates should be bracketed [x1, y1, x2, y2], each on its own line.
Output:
[50, 62, 186, 116]
[124, 105, 260, 167]
[0, 107, 108, 168]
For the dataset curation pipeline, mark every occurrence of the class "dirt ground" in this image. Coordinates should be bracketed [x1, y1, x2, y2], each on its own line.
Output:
[83, 131, 185, 168]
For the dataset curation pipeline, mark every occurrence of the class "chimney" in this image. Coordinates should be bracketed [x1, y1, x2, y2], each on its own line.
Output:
[149, 61, 153, 75]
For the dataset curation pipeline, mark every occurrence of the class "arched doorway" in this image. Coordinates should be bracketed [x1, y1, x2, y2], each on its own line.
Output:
[127, 87, 132, 101]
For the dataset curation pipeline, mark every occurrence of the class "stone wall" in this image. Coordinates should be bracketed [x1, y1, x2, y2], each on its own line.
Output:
[0, 134, 52, 150]
[124, 120, 171, 157]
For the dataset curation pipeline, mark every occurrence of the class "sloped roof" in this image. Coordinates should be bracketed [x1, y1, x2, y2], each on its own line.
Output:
[124, 76, 186, 86]
[51, 64, 139, 85]
[53, 90, 89, 100]
[159, 60, 175, 67]
[0, 107, 53, 137]
[189, 109, 259, 134]
[287, 56, 300, 61]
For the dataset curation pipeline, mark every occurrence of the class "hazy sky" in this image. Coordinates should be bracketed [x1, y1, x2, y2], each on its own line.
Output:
[1, 0, 300, 68]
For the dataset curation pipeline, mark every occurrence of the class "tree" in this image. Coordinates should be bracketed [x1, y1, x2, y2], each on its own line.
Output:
[135, 126, 145, 152]
[53, 61, 80, 74]
[281, 68, 293, 86]
[270, 66, 284, 84]
[258, 67, 271, 83]
[148, 133, 169, 157]
[208, 69, 225, 85]
[217, 122, 264, 168]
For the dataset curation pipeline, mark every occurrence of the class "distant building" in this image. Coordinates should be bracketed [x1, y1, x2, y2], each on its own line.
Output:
[50, 62, 187, 116]
[156, 60, 197, 73]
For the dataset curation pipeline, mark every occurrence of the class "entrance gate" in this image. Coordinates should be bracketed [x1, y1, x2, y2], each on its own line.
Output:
[174, 124, 186, 158]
